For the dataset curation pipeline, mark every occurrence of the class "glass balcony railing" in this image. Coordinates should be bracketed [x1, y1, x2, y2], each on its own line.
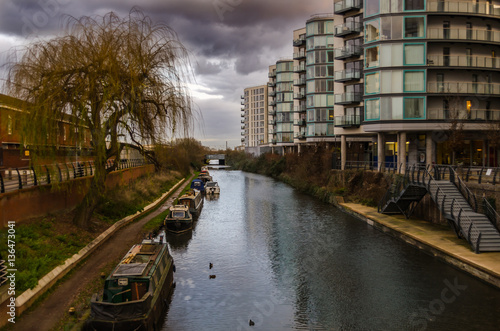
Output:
[334, 21, 362, 37]
[334, 92, 362, 104]
[334, 68, 361, 82]
[427, 109, 500, 121]
[294, 63, 306, 72]
[268, 90, 276, 97]
[427, 0, 500, 17]
[293, 78, 306, 85]
[294, 92, 306, 99]
[269, 100, 276, 106]
[334, 46, 362, 59]
[294, 105, 307, 112]
[427, 81, 500, 95]
[293, 119, 307, 126]
[268, 110, 276, 116]
[427, 28, 500, 43]
[334, 0, 362, 14]
[268, 71, 276, 78]
[293, 50, 306, 59]
[427, 55, 500, 69]
[293, 35, 306, 47]
[334, 115, 361, 127]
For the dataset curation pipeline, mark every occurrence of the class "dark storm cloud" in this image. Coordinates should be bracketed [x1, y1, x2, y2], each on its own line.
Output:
[0, 0, 333, 148]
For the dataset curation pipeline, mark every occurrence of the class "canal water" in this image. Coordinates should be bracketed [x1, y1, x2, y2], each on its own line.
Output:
[162, 170, 500, 331]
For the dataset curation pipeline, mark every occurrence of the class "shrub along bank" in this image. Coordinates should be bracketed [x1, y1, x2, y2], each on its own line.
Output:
[227, 148, 391, 208]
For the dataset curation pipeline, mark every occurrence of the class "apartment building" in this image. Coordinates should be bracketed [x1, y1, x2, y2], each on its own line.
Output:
[243, 0, 500, 167]
[241, 85, 268, 155]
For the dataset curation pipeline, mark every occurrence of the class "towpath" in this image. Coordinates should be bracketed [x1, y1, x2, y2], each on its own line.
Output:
[8, 174, 193, 331]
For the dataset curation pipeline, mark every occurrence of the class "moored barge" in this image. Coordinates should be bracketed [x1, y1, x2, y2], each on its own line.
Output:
[85, 233, 175, 331]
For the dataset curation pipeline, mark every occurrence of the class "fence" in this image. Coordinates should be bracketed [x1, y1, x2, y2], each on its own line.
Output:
[0, 159, 147, 194]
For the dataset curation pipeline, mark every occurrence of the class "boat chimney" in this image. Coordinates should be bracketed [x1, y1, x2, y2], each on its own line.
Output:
[159, 235, 164, 244]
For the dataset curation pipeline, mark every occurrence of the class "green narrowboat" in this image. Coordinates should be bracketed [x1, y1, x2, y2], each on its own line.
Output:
[85, 233, 175, 331]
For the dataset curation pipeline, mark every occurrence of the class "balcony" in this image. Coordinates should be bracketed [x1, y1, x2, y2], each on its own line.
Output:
[268, 120, 276, 126]
[427, 28, 500, 43]
[241, 119, 245, 124]
[268, 110, 276, 116]
[240, 101, 245, 105]
[294, 63, 306, 72]
[334, 115, 361, 128]
[240, 95, 245, 99]
[241, 138, 245, 142]
[294, 92, 305, 99]
[241, 125, 245, 130]
[334, 21, 362, 37]
[293, 50, 306, 60]
[268, 70, 276, 78]
[268, 81, 276, 87]
[427, 55, 500, 69]
[334, 92, 362, 105]
[427, 0, 500, 17]
[427, 81, 500, 95]
[294, 130, 307, 140]
[334, 46, 362, 60]
[293, 77, 306, 86]
[294, 105, 307, 112]
[268, 90, 276, 97]
[293, 35, 306, 47]
[294, 119, 307, 126]
[334, 68, 361, 82]
[334, 0, 362, 14]
[427, 108, 500, 121]
[269, 100, 277, 106]
[240, 113, 245, 117]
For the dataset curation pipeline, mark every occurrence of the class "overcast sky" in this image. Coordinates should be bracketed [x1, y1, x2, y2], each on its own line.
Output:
[0, 0, 333, 149]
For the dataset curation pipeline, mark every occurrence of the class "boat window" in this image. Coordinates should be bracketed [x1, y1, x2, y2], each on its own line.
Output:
[172, 211, 185, 218]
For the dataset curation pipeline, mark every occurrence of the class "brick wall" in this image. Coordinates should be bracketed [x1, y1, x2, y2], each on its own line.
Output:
[0, 164, 154, 227]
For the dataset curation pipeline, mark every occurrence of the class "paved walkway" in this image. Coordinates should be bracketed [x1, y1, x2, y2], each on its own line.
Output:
[340, 203, 500, 288]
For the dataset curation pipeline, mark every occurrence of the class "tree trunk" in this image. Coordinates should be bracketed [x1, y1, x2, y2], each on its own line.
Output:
[73, 157, 107, 228]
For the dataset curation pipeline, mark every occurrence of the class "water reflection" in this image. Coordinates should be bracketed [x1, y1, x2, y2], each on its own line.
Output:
[162, 170, 500, 331]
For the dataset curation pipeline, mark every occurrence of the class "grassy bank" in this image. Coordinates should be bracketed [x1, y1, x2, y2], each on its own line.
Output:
[226, 149, 391, 207]
[0, 171, 182, 294]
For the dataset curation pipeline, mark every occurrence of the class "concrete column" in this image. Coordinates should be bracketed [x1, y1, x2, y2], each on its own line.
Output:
[426, 134, 434, 169]
[377, 132, 385, 172]
[341, 135, 347, 170]
[400, 131, 407, 174]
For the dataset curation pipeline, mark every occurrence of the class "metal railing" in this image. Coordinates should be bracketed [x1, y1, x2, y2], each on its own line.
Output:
[426, 55, 500, 69]
[0, 159, 147, 194]
[427, 27, 500, 42]
[427, 0, 500, 17]
[378, 164, 482, 253]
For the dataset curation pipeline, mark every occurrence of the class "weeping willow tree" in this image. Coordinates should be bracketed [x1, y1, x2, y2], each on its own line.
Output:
[5, 9, 194, 228]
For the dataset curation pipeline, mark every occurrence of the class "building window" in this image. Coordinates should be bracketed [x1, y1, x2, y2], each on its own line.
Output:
[404, 16, 425, 38]
[365, 46, 379, 68]
[404, 43, 425, 65]
[365, 0, 380, 17]
[365, 19, 380, 43]
[7, 115, 12, 135]
[404, 0, 424, 11]
[404, 97, 425, 119]
[365, 98, 380, 120]
[404, 70, 425, 92]
[365, 72, 380, 95]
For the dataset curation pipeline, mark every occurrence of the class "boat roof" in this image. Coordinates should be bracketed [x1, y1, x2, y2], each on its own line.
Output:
[206, 181, 218, 186]
[170, 204, 189, 212]
[110, 242, 165, 278]
[180, 189, 200, 199]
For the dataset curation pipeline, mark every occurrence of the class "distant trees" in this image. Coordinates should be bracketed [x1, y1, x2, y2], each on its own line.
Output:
[6, 9, 194, 228]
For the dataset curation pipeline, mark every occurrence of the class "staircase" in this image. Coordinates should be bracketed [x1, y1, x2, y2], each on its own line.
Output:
[379, 165, 500, 253]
